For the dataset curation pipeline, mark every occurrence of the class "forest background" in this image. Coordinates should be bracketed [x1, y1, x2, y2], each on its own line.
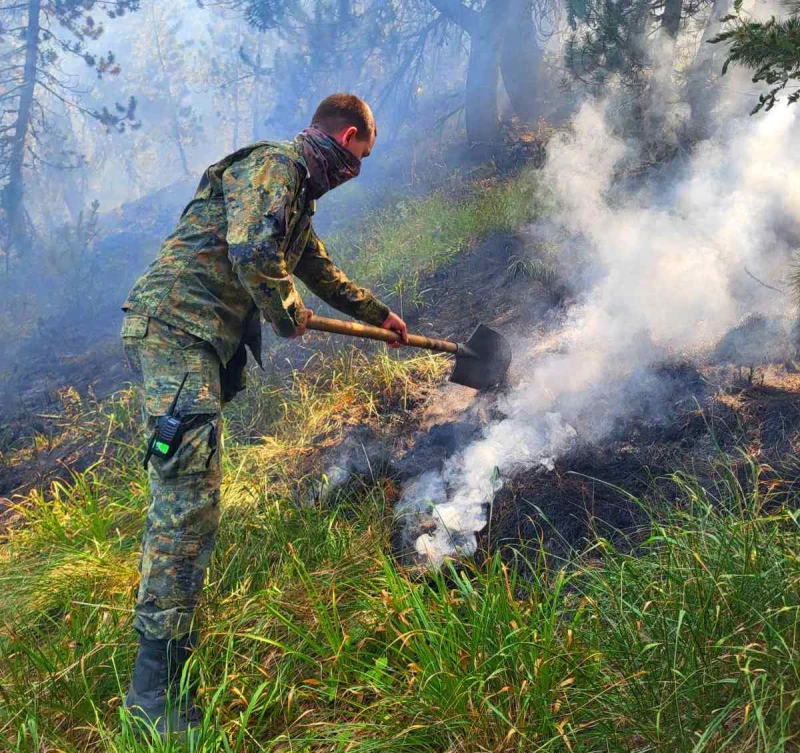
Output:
[2, 0, 800, 750]
[0, 0, 796, 373]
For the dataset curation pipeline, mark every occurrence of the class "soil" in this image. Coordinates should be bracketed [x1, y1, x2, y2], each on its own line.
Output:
[0, 337, 133, 503]
[404, 230, 561, 343]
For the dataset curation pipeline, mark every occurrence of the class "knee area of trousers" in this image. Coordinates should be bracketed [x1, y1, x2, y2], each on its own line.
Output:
[143, 495, 221, 545]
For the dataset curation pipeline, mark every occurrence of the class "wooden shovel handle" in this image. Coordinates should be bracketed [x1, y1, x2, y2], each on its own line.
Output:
[307, 315, 458, 354]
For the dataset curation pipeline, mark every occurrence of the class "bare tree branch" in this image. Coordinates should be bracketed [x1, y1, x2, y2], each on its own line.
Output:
[426, 0, 480, 33]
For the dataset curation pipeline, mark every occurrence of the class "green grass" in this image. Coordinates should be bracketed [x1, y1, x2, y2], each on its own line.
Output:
[329, 167, 550, 310]
[2, 167, 800, 751]
[3, 382, 800, 751]
[0, 347, 449, 751]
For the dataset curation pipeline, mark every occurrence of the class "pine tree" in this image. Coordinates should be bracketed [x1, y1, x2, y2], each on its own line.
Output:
[0, 0, 140, 270]
[139, 0, 203, 178]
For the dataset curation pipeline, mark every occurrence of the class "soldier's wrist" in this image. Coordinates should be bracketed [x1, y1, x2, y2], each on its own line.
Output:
[360, 298, 390, 328]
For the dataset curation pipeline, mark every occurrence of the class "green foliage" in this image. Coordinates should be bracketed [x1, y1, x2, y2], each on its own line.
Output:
[3, 383, 800, 750]
[40, 200, 106, 315]
[236, 0, 284, 31]
[565, 0, 653, 91]
[571, 461, 800, 749]
[506, 246, 560, 296]
[712, 0, 800, 113]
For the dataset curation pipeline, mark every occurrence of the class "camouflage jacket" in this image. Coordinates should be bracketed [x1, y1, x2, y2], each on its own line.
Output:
[123, 138, 389, 365]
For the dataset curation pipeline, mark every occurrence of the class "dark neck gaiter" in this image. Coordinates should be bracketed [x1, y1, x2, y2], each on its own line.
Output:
[297, 126, 362, 200]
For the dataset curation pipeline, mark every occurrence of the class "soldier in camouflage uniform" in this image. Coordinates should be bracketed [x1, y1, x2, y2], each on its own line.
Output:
[120, 93, 408, 735]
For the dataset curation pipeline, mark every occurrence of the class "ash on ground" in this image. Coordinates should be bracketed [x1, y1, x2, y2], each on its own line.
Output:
[481, 355, 800, 573]
[306, 313, 800, 573]
[394, 359, 716, 567]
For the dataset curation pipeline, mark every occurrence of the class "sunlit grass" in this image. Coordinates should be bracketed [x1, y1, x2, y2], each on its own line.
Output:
[329, 167, 550, 310]
[3, 168, 800, 751]
[2, 358, 800, 750]
[221, 348, 447, 511]
[0, 345, 450, 752]
[4, 432, 800, 750]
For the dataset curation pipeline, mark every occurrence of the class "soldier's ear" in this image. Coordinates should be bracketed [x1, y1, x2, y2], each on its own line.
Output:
[339, 126, 358, 147]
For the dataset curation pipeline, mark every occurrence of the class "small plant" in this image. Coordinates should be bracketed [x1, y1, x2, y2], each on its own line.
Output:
[508, 253, 559, 285]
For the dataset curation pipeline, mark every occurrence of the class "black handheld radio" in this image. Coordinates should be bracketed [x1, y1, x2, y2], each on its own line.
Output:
[143, 372, 189, 468]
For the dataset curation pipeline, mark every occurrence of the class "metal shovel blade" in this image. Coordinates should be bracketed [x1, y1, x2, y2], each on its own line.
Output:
[450, 324, 512, 390]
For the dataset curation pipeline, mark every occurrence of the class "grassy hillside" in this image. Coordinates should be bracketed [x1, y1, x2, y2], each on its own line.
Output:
[2, 168, 800, 752]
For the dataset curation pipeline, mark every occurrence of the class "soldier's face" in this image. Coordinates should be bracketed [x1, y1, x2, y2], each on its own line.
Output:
[338, 126, 376, 161]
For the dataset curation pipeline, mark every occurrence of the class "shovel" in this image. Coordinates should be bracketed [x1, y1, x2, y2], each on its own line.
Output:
[307, 315, 512, 391]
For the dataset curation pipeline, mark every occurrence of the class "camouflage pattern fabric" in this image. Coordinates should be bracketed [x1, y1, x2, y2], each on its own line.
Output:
[120, 132, 389, 640]
[122, 313, 222, 640]
[123, 136, 389, 366]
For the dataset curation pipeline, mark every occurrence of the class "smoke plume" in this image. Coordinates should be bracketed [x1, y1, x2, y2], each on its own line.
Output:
[396, 95, 800, 566]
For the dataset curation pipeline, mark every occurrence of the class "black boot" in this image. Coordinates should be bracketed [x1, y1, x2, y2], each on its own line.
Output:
[124, 632, 201, 737]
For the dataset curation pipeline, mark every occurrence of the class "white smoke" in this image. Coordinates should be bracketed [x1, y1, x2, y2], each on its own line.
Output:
[397, 95, 800, 566]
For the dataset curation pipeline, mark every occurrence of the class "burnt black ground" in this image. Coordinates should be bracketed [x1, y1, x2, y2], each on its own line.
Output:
[299, 229, 800, 571]
[479, 364, 800, 572]
[407, 230, 563, 344]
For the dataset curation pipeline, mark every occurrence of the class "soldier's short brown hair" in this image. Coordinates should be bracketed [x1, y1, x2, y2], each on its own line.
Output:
[311, 93, 376, 141]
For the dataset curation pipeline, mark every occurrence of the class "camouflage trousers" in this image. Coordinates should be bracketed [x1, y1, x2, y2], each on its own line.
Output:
[121, 314, 223, 640]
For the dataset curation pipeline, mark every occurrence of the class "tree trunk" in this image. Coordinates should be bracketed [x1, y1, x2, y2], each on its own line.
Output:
[336, 0, 352, 83]
[500, 0, 542, 123]
[687, 0, 730, 137]
[171, 109, 191, 177]
[4, 0, 41, 264]
[662, 0, 682, 38]
[232, 23, 241, 150]
[251, 36, 263, 141]
[465, 25, 502, 147]
[427, 0, 504, 147]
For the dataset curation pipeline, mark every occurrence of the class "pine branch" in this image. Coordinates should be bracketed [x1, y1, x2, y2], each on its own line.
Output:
[712, 13, 800, 111]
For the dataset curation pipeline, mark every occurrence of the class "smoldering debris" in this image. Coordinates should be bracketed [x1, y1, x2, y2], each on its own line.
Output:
[306, 352, 731, 566]
[393, 357, 716, 566]
[394, 351, 800, 570]
[301, 384, 490, 505]
[302, 307, 797, 569]
[391, 92, 800, 568]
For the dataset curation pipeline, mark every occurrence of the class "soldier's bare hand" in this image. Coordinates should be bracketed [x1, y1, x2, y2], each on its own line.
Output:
[382, 312, 408, 348]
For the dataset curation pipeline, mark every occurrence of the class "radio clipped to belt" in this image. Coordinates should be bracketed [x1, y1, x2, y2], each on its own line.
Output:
[143, 373, 191, 467]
